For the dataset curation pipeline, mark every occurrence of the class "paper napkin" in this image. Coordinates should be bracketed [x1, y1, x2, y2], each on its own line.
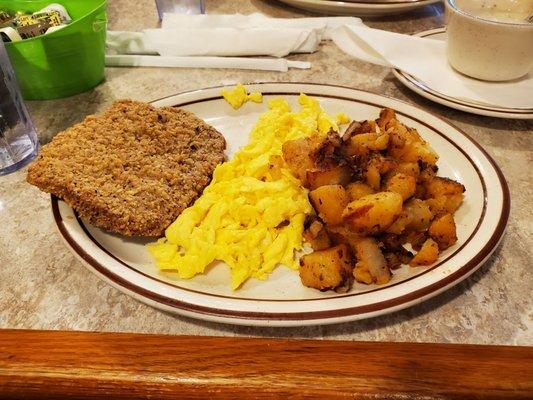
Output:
[107, 27, 319, 58]
[107, 13, 363, 58]
[144, 27, 320, 57]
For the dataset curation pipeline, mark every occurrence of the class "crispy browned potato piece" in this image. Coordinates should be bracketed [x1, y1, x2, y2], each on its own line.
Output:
[365, 161, 381, 190]
[343, 119, 380, 139]
[281, 137, 322, 186]
[386, 210, 411, 235]
[310, 131, 345, 166]
[410, 238, 439, 266]
[418, 164, 438, 183]
[387, 199, 433, 235]
[385, 173, 416, 201]
[344, 139, 369, 157]
[299, 244, 354, 291]
[342, 120, 378, 157]
[429, 213, 457, 250]
[351, 132, 390, 151]
[424, 197, 446, 217]
[388, 198, 433, 235]
[353, 238, 391, 285]
[388, 130, 406, 155]
[386, 117, 438, 166]
[384, 248, 414, 270]
[403, 231, 428, 251]
[414, 183, 427, 199]
[397, 141, 439, 166]
[303, 218, 331, 251]
[326, 225, 364, 250]
[393, 162, 420, 179]
[309, 185, 349, 226]
[404, 198, 433, 232]
[425, 177, 465, 215]
[346, 182, 375, 201]
[341, 120, 363, 142]
[353, 264, 373, 285]
[425, 176, 465, 197]
[343, 192, 403, 235]
[364, 155, 397, 191]
[377, 108, 396, 131]
[306, 165, 351, 190]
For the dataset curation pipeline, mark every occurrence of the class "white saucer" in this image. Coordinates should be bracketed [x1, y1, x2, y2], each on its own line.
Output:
[275, 0, 441, 17]
[393, 28, 533, 120]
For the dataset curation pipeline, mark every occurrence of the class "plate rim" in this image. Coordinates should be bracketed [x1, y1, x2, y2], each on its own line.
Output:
[393, 27, 533, 119]
[52, 82, 510, 325]
[275, 0, 441, 12]
[289, 0, 437, 5]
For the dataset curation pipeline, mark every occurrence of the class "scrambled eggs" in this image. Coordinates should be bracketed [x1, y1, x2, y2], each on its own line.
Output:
[148, 93, 339, 289]
[221, 83, 263, 110]
[336, 112, 351, 125]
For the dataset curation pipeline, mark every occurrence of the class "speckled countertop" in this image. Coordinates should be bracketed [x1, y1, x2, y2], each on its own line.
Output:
[1, 0, 531, 344]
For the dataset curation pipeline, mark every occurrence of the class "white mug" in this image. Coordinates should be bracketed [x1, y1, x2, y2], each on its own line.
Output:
[445, 0, 533, 81]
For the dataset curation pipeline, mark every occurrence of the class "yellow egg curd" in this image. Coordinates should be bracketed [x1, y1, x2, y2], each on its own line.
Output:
[148, 93, 339, 289]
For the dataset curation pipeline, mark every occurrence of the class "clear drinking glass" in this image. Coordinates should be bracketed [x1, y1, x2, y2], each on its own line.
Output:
[155, 0, 205, 20]
[0, 40, 39, 175]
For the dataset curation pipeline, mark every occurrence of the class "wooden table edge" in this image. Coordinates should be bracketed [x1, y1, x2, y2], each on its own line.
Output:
[0, 329, 531, 399]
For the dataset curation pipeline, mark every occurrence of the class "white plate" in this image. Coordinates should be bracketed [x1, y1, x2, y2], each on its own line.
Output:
[393, 28, 533, 119]
[275, 0, 441, 16]
[52, 82, 509, 327]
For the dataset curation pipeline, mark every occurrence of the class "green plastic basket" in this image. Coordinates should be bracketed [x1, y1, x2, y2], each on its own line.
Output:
[0, 0, 107, 100]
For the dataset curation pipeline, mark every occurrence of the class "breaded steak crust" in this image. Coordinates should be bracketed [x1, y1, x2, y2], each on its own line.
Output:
[27, 100, 226, 237]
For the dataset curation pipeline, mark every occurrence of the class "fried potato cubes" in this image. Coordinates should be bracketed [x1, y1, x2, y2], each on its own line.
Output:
[284, 108, 465, 292]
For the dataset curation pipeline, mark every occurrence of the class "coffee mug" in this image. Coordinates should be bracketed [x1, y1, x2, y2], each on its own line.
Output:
[445, 0, 533, 81]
